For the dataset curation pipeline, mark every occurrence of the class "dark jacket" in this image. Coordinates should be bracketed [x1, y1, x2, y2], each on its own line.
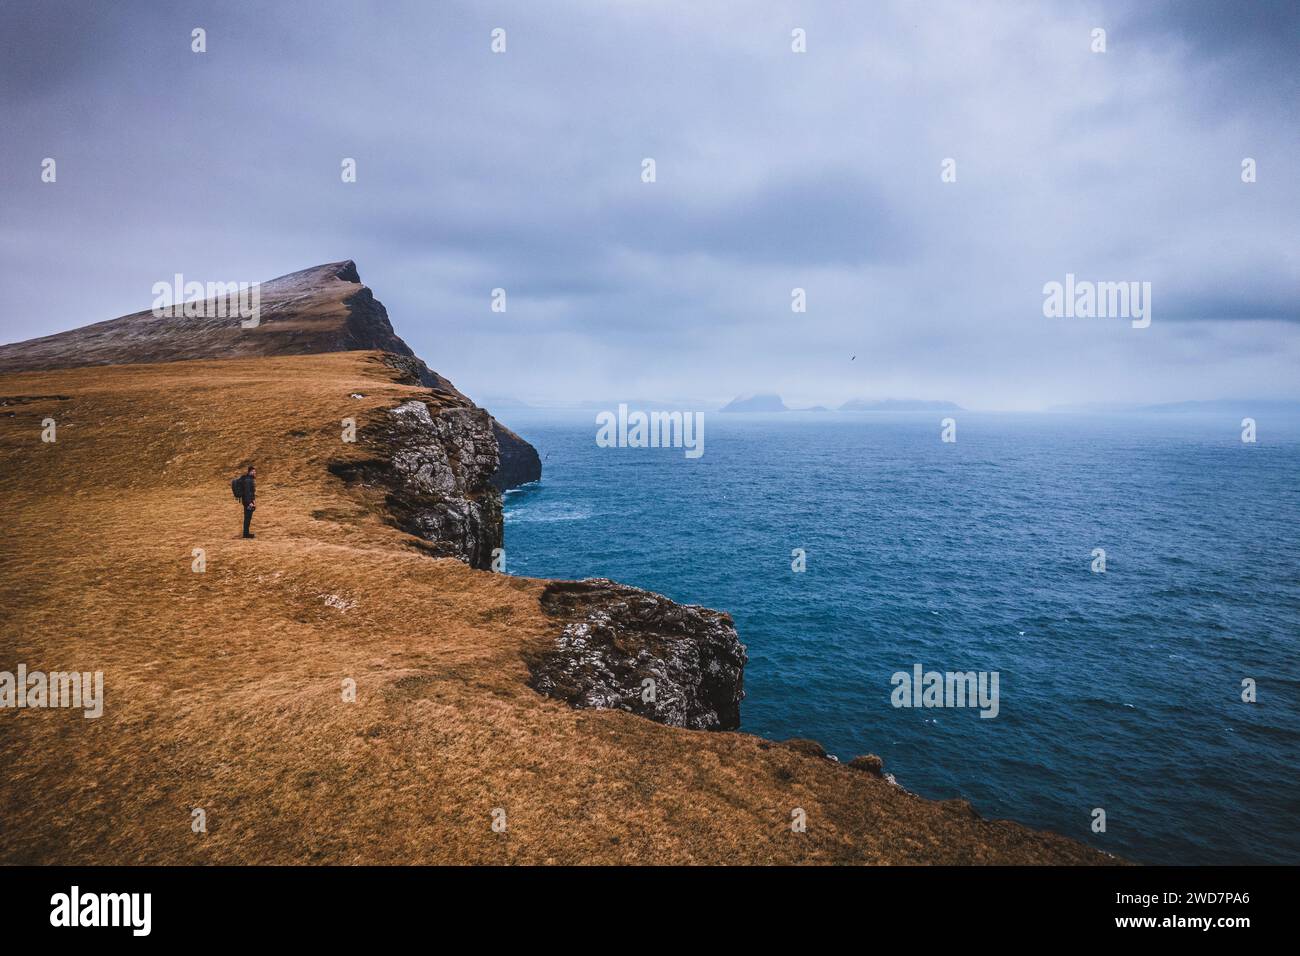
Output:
[238, 474, 256, 507]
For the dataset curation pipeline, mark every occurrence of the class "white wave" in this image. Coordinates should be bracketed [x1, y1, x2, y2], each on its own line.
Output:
[504, 503, 594, 524]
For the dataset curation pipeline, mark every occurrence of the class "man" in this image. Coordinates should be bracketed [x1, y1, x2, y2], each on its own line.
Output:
[237, 465, 256, 538]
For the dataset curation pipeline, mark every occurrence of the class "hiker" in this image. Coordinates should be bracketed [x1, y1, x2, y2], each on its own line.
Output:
[233, 465, 256, 538]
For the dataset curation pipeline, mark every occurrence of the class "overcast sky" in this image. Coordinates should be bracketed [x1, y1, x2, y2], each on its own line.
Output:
[2, 0, 1296, 409]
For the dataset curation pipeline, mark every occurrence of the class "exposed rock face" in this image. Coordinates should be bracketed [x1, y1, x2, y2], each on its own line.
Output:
[385, 400, 502, 568]
[330, 397, 502, 570]
[489, 420, 542, 491]
[0, 260, 541, 492]
[528, 579, 747, 731]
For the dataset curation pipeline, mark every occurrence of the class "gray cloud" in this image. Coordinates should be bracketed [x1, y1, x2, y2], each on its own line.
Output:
[1, 0, 1296, 409]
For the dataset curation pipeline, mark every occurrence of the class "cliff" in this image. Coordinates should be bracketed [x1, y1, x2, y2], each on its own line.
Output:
[0, 267, 1115, 864]
[0, 350, 1114, 864]
[0, 263, 741, 706]
[329, 395, 503, 569]
[0, 260, 542, 492]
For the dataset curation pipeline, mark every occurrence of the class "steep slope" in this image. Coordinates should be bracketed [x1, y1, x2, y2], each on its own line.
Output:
[0, 260, 541, 491]
[0, 353, 1115, 864]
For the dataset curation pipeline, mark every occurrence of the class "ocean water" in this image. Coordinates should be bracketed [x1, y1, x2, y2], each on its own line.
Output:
[500, 409, 1300, 865]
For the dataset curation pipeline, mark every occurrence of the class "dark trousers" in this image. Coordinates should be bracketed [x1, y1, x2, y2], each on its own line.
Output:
[242, 506, 254, 536]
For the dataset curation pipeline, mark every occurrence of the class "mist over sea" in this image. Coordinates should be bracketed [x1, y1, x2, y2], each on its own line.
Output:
[500, 409, 1300, 865]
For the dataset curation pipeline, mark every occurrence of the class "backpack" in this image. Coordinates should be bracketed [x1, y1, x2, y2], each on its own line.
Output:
[231, 475, 245, 500]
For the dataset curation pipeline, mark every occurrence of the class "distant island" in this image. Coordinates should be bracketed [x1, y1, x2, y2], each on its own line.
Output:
[720, 393, 789, 413]
[839, 399, 964, 412]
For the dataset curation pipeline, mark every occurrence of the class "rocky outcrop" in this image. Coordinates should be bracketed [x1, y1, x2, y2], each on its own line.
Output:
[330, 396, 502, 569]
[489, 420, 542, 491]
[527, 579, 747, 731]
[0, 259, 541, 492]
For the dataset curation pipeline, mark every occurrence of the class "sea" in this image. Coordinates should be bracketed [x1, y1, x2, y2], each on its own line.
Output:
[499, 408, 1300, 865]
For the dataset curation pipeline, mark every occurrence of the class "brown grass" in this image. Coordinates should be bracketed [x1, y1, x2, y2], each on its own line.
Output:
[0, 351, 1113, 864]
